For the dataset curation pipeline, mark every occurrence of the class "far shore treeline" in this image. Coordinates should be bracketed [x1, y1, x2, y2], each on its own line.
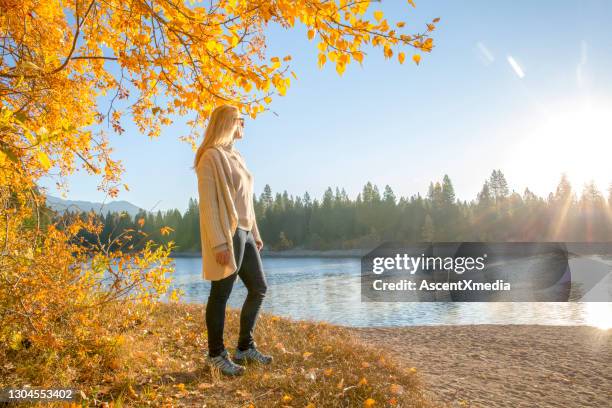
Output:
[57, 171, 612, 252]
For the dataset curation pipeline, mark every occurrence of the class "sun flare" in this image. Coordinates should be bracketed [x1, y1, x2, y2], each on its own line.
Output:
[509, 100, 612, 194]
[583, 302, 612, 330]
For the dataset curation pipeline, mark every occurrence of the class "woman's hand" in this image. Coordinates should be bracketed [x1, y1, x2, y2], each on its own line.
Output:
[255, 240, 264, 252]
[215, 249, 231, 265]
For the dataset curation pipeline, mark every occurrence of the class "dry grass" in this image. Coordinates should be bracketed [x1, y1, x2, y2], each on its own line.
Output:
[2, 302, 437, 407]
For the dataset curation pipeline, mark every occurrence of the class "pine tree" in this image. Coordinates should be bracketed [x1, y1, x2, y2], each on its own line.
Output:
[302, 191, 312, 207]
[554, 174, 573, 203]
[322, 187, 334, 208]
[362, 182, 374, 204]
[442, 174, 456, 205]
[383, 185, 396, 206]
[260, 184, 273, 209]
[421, 214, 434, 241]
[489, 169, 509, 201]
[478, 181, 492, 207]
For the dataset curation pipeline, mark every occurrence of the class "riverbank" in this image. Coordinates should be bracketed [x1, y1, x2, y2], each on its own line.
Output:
[354, 325, 611, 408]
[171, 247, 369, 258]
[6, 303, 432, 407]
[6, 303, 609, 407]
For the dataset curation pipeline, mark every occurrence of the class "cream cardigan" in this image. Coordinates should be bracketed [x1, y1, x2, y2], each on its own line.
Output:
[196, 146, 261, 281]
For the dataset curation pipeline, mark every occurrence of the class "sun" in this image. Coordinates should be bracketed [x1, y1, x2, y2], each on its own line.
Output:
[507, 99, 612, 194]
[583, 302, 612, 330]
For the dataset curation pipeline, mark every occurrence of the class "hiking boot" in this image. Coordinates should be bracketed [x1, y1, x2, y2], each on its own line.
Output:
[233, 346, 273, 365]
[208, 350, 246, 376]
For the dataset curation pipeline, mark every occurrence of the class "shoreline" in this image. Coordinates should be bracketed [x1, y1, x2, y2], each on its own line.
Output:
[352, 324, 611, 407]
[170, 243, 612, 259]
[170, 248, 369, 258]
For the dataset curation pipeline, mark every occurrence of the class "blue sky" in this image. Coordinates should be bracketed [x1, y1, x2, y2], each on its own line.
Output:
[41, 0, 612, 212]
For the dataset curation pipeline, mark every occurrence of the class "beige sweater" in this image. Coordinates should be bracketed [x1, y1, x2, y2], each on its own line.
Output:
[213, 143, 261, 251]
[196, 145, 261, 281]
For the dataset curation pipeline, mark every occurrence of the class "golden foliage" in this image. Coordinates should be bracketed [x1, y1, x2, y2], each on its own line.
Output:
[26, 303, 430, 407]
[0, 0, 437, 385]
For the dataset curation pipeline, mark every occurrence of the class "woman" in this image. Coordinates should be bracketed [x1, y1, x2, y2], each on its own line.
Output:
[194, 104, 272, 376]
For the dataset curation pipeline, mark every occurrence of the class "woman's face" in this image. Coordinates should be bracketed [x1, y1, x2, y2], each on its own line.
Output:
[233, 116, 245, 140]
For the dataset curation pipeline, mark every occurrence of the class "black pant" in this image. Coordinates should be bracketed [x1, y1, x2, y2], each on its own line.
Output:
[205, 227, 267, 357]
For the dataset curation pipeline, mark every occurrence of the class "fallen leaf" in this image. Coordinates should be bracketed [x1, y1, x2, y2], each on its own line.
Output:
[364, 398, 376, 407]
[389, 383, 404, 395]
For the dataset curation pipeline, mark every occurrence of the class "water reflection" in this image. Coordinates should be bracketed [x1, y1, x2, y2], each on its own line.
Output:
[167, 257, 612, 328]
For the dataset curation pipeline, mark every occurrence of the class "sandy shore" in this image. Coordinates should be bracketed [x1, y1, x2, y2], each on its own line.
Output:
[352, 325, 611, 408]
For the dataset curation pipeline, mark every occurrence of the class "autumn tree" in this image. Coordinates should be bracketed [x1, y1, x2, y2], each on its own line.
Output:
[0, 0, 438, 384]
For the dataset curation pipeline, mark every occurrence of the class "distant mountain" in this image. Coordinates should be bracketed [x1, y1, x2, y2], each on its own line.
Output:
[46, 195, 145, 217]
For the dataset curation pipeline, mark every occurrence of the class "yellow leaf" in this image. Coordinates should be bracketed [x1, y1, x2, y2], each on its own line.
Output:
[396, 21, 406, 28]
[398, 52, 406, 64]
[37, 151, 51, 170]
[335, 62, 346, 76]
[412, 54, 421, 65]
[373, 11, 383, 22]
[364, 398, 376, 407]
[307, 29, 315, 40]
[282, 394, 293, 403]
[9, 332, 23, 351]
[318, 53, 327, 68]
[302, 351, 313, 359]
[407, 0, 416, 7]
[323, 368, 334, 376]
[358, 377, 368, 386]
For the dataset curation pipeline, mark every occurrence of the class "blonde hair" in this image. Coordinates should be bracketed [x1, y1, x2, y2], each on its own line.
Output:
[193, 104, 240, 169]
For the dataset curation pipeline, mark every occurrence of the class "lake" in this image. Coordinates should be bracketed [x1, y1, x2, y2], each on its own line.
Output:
[167, 256, 612, 329]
